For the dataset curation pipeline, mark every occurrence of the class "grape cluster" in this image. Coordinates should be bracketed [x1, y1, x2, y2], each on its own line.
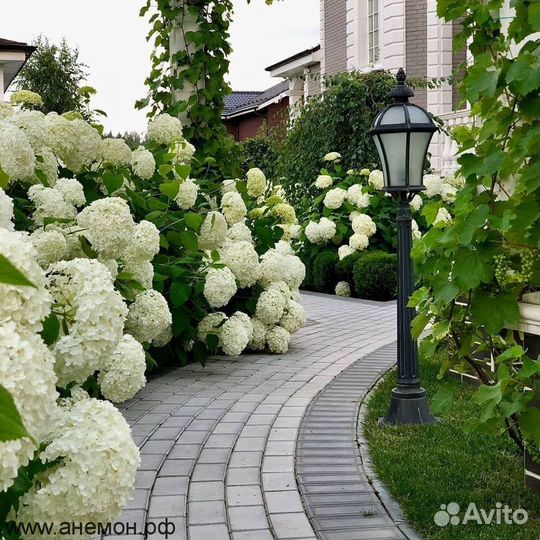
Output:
[520, 249, 538, 282]
[494, 253, 510, 285]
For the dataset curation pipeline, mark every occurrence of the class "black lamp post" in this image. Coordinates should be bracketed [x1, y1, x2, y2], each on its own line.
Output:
[370, 68, 438, 425]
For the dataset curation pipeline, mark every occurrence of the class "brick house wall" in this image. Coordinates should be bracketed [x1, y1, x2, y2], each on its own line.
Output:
[321, 0, 348, 76]
[405, 0, 428, 108]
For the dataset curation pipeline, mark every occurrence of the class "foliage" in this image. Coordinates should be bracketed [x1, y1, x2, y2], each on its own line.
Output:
[276, 71, 396, 206]
[411, 0, 540, 457]
[17, 36, 89, 118]
[353, 251, 397, 301]
[137, 0, 242, 178]
[365, 350, 540, 540]
[241, 129, 280, 180]
[336, 251, 362, 291]
[312, 250, 339, 294]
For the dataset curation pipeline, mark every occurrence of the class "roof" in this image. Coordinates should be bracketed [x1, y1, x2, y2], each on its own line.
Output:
[0, 38, 36, 55]
[265, 45, 320, 73]
[223, 81, 289, 119]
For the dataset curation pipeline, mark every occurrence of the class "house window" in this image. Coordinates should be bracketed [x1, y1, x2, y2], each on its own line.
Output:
[368, 0, 380, 64]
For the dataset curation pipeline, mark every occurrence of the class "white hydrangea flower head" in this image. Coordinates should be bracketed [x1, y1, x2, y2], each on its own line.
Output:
[175, 139, 196, 164]
[203, 267, 238, 308]
[440, 183, 457, 203]
[175, 178, 199, 210]
[319, 217, 337, 241]
[368, 169, 384, 189]
[279, 299, 305, 334]
[0, 229, 51, 332]
[305, 221, 322, 244]
[44, 113, 101, 172]
[15, 398, 140, 536]
[447, 173, 465, 188]
[259, 249, 305, 290]
[274, 240, 295, 256]
[0, 102, 14, 120]
[246, 167, 267, 197]
[347, 184, 370, 208]
[266, 326, 290, 354]
[0, 187, 15, 230]
[338, 245, 355, 260]
[349, 233, 369, 251]
[147, 113, 183, 145]
[221, 311, 253, 356]
[226, 221, 252, 243]
[315, 174, 333, 190]
[130, 146, 156, 179]
[125, 289, 172, 344]
[423, 174, 443, 197]
[272, 203, 296, 224]
[410, 194, 423, 212]
[48, 259, 128, 386]
[152, 324, 173, 348]
[122, 257, 154, 289]
[55, 178, 86, 207]
[323, 187, 347, 209]
[323, 151, 341, 162]
[360, 168, 371, 176]
[27, 185, 77, 226]
[10, 89, 43, 108]
[197, 312, 227, 343]
[0, 121, 36, 182]
[100, 138, 132, 167]
[248, 318, 268, 351]
[220, 240, 260, 288]
[123, 220, 160, 261]
[76, 196, 135, 258]
[199, 211, 228, 250]
[29, 229, 68, 268]
[98, 256, 119, 280]
[351, 214, 377, 237]
[255, 288, 287, 325]
[221, 178, 238, 195]
[0, 322, 59, 492]
[221, 191, 247, 225]
[411, 219, 422, 240]
[434, 207, 453, 226]
[98, 334, 146, 403]
[7, 109, 48, 150]
[335, 281, 351, 297]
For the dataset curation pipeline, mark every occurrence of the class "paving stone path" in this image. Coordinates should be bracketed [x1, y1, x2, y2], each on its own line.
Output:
[108, 292, 407, 540]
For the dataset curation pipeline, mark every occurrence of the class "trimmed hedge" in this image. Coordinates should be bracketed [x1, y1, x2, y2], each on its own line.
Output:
[353, 251, 397, 301]
[312, 250, 340, 294]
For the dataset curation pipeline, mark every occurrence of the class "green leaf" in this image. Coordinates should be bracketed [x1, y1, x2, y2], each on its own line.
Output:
[159, 180, 180, 198]
[181, 230, 199, 252]
[474, 381, 503, 406]
[496, 345, 525, 362]
[519, 407, 540, 447]
[432, 273, 460, 304]
[0, 166, 10, 189]
[516, 357, 540, 380]
[411, 311, 431, 340]
[40, 313, 60, 346]
[0, 254, 36, 288]
[470, 291, 520, 335]
[453, 248, 491, 290]
[170, 281, 191, 307]
[431, 380, 458, 416]
[185, 212, 203, 231]
[102, 171, 124, 194]
[0, 384, 32, 443]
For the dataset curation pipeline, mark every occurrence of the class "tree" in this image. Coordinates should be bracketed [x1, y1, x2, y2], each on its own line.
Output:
[17, 35, 89, 117]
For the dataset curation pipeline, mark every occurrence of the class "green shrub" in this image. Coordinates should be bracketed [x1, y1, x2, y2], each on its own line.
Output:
[312, 250, 340, 293]
[276, 71, 395, 206]
[336, 252, 362, 291]
[241, 131, 280, 180]
[353, 251, 397, 301]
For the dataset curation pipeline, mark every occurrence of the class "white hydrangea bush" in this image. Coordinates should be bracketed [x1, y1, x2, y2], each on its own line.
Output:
[298, 153, 458, 298]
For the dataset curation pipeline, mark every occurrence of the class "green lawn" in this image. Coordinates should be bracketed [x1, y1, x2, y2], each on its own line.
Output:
[364, 353, 540, 540]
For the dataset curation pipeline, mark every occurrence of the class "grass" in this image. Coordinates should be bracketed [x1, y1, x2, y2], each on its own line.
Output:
[364, 352, 540, 540]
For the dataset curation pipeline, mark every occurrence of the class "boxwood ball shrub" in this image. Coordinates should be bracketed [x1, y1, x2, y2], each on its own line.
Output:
[312, 249, 340, 293]
[336, 251, 362, 291]
[353, 251, 397, 301]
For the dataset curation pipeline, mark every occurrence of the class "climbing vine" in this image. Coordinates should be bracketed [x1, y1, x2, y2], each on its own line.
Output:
[137, 0, 241, 177]
[411, 0, 540, 457]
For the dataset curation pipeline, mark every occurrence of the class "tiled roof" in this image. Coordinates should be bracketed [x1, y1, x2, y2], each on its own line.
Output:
[223, 81, 288, 118]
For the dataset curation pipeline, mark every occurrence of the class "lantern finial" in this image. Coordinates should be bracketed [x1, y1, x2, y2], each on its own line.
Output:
[389, 68, 414, 103]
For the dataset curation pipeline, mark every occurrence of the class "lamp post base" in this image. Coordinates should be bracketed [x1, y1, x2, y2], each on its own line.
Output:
[380, 387, 438, 425]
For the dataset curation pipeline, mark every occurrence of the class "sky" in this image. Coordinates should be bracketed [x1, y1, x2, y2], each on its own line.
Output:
[0, 0, 319, 134]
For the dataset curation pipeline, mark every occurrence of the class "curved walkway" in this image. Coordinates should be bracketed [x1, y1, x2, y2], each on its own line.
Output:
[108, 292, 398, 540]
